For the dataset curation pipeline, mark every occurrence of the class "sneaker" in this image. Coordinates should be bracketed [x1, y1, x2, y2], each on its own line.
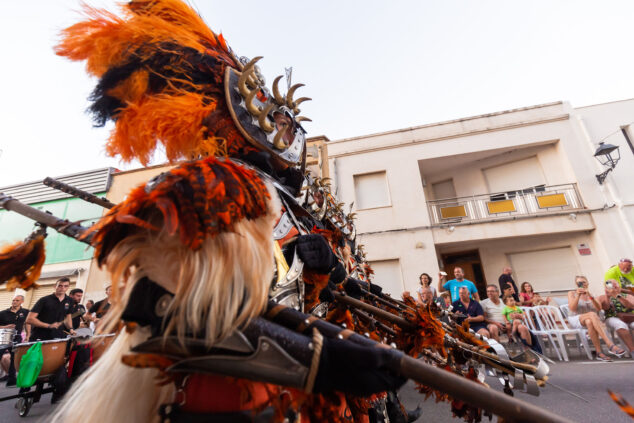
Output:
[608, 345, 625, 358]
[596, 353, 612, 362]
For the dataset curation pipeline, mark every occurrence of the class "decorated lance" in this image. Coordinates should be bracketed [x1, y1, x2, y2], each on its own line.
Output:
[265, 302, 572, 423]
[348, 307, 398, 337]
[43, 177, 115, 209]
[330, 291, 542, 377]
[0, 193, 92, 243]
[333, 291, 415, 329]
[358, 287, 414, 312]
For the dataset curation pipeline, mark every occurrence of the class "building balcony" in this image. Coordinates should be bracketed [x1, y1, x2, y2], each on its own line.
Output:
[426, 183, 584, 226]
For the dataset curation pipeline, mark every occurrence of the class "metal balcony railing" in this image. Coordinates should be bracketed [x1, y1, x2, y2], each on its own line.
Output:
[426, 183, 584, 226]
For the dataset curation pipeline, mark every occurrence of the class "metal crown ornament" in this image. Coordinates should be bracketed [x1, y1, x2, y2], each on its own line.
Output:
[224, 57, 311, 165]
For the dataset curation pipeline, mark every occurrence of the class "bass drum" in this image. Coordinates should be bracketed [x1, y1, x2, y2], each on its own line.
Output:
[14, 338, 68, 377]
[90, 334, 116, 363]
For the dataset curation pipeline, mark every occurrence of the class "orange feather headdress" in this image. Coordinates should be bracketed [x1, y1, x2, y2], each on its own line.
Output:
[55, 0, 250, 165]
[56, 0, 309, 168]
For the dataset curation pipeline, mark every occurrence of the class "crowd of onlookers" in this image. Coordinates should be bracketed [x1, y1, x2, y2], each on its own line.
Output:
[412, 259, 634, 361]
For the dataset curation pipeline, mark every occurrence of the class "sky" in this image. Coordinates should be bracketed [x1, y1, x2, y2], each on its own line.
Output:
[2, 0, 634, 187]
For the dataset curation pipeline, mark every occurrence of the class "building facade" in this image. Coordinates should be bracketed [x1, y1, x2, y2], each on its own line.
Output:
[327, 100, 634, 299]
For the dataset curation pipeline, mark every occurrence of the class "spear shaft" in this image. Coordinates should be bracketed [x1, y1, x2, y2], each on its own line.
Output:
[43, 177, 115, 209]
[0, 193, 92, 243]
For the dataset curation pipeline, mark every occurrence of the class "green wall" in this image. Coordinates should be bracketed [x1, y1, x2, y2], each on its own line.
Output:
[0, 195, 105, 264]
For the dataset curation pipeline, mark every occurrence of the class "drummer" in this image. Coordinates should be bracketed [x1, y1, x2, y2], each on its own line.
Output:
[0, 294, 30, 385]
[26, 277, 76, 341]
[84, 284, 112, 328]
[0, 294, 30, 343]
[69, 289, 87, 330]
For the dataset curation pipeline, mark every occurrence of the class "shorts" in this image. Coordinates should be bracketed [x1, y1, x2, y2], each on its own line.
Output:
[470, 323, 488, 333]
[605, 316, 634, 332]
[567, 314, 582, 329]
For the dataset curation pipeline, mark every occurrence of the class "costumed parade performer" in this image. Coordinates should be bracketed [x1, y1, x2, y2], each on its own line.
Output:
[47, 1, 406, 421]
[0, 1, 596, 422]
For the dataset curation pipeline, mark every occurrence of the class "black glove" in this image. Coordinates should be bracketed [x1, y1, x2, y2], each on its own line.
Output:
[329, 262, 347, 285]
[278, 167, 304, 197]
[369, 283, 383, 296]
[318, 286, 335, 303]
[357, 279, 384, 296]
[343, 278, 363, 299]
[313, 338, 406, 396]
[295, 234, 336, 273]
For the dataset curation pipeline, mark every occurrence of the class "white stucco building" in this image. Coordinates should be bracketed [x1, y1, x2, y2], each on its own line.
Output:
[327, 99, 634, 299]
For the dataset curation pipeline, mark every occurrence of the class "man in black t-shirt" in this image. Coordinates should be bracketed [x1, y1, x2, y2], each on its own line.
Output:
[0, 295, 30, 343]
[26, 277, 75, 341]
[498, 267, 520, 302]
[87, 285, 112, 324]
[0, 295, 30, 384]
[69, 288, 86, 330]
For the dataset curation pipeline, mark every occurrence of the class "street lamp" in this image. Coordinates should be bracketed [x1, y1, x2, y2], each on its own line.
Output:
[594, 142, 620, 184]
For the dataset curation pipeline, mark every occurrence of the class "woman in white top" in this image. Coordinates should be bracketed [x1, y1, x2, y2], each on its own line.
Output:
[567, 276, 625, 361]
[417, 273, 437, 304]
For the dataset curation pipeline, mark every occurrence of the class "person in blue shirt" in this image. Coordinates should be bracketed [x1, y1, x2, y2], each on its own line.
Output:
[439, 267, 480, 303]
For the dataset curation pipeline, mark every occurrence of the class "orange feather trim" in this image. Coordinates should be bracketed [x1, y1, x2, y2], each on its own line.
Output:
[55, 0, 245, 165]
[56, 0, 236, 77]
[303, 270, 330, 312]
[83, 157, 271, 265]
[106, 91, 219, 165]
[105, 69, 149, 106]
[395, 294, 446, 358]
[325, 307, 356, 332]
[0, 234, 46, 291]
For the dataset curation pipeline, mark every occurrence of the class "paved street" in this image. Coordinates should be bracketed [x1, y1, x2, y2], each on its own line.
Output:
[399, 359, 634, 423]
[0, 358, 631, 422]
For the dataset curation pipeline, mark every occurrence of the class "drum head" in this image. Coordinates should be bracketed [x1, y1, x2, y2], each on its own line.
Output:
[74, 328, 93, 339]
[0, 328, 16, 348]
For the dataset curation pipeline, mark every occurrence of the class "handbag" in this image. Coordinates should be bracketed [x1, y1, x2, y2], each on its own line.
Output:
[16, 342, 43, 388]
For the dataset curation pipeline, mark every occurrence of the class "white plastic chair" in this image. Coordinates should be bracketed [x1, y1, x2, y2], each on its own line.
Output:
[537, 305, 593, 361]
[519, 306, 563, 361]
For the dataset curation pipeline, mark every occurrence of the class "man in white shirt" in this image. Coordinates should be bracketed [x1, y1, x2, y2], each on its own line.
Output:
[480, 284, 508, 342]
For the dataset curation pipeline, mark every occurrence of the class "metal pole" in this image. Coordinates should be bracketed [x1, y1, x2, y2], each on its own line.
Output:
[43, 177, 115, 209]
[333, 291, 415, 329]
[0, 193, 92, 243]
[399, 355, 572, 423]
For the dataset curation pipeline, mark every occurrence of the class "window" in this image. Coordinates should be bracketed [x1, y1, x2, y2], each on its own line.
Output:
[369, 259, 403, 297]
[354, 171, 390, 210]
[489, 184, 545, 202]
[483, 157, 546, 194]
[432, 179, 457, 200]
